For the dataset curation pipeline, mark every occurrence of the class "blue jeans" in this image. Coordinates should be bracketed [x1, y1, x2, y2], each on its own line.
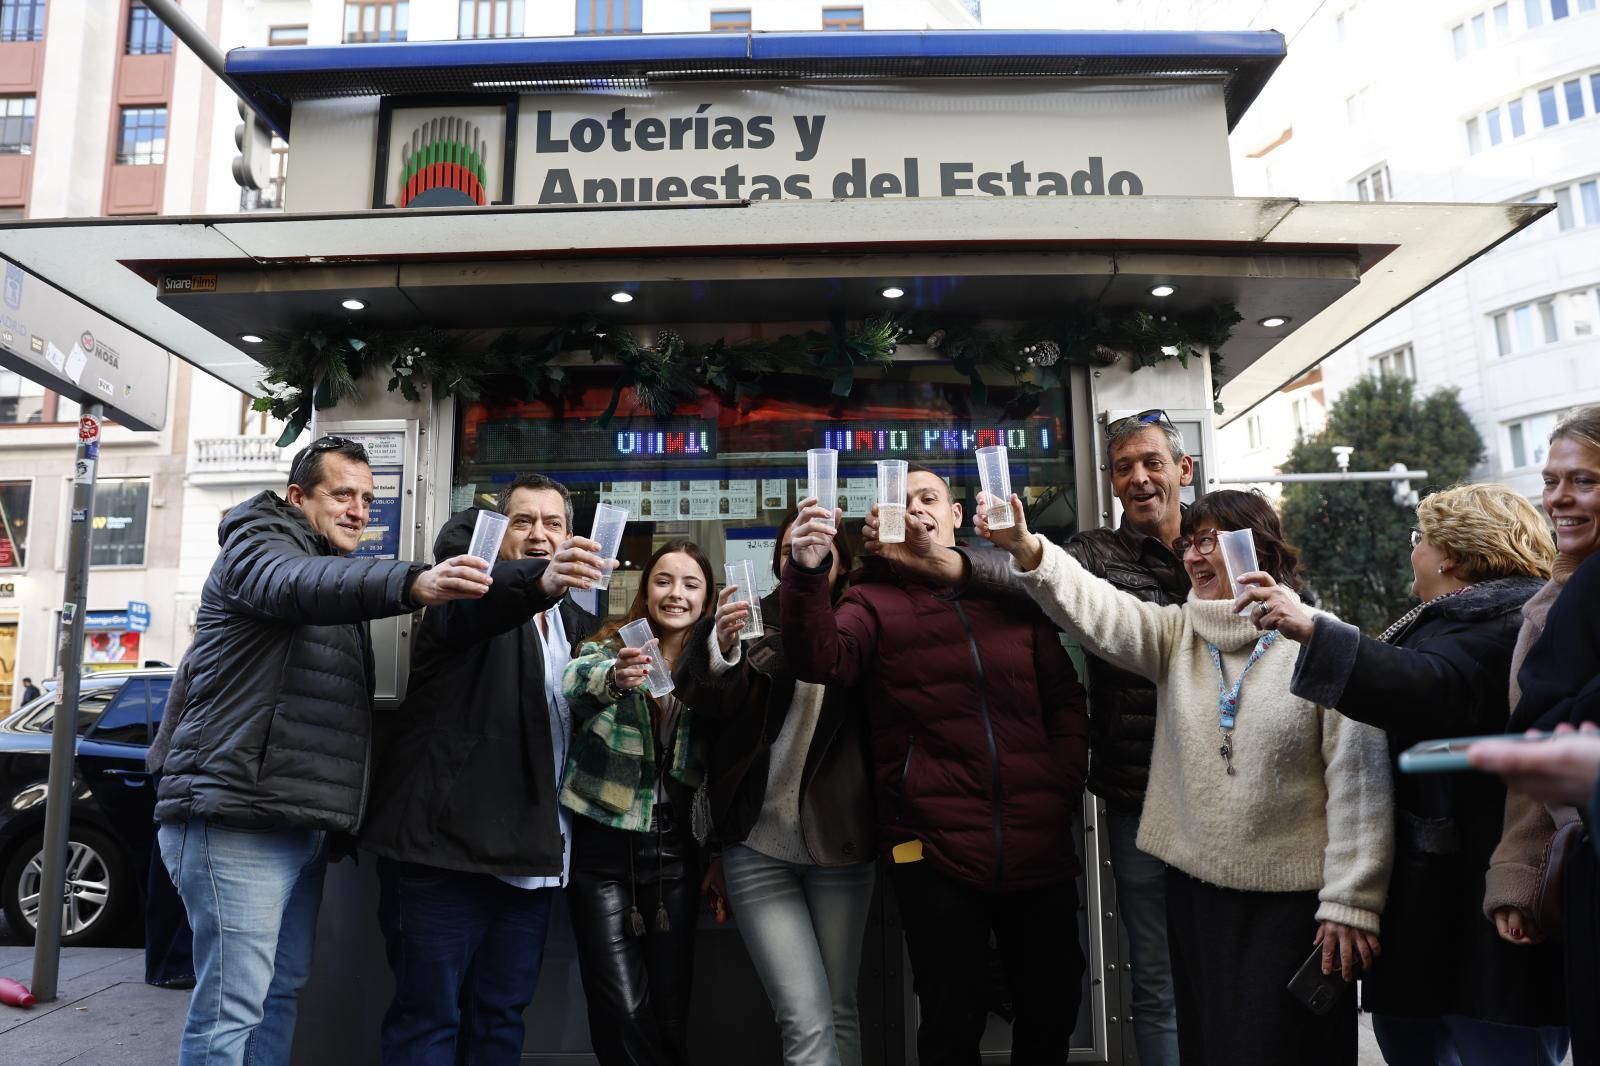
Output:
[1371, 1013, 1568, 1066]
[377, 859, 555, 1066]
[1106, 809, 1179, 1066]
[721, 845, 876, 1066]
[158, 821, 327, 1066]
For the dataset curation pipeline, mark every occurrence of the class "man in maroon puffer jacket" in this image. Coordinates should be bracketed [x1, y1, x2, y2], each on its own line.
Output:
[782, 465, 1088, 1066]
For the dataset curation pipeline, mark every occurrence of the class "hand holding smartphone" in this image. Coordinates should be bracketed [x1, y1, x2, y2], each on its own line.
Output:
[1398, 732, 1553, 773]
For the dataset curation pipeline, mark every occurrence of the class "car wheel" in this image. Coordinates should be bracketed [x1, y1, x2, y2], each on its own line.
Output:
[2, 827, 133, 948]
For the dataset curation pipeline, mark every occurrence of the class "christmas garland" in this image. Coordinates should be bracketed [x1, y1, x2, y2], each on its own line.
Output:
[251, 303, 1241, 446]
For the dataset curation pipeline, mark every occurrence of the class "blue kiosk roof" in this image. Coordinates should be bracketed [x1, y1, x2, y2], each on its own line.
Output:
[226, 29, 1285, 137]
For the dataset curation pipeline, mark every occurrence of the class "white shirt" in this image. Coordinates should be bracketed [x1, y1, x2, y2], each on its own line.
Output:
[496, 603, 575, 890]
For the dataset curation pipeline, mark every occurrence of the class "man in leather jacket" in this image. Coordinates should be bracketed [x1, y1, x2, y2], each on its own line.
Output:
[864, 414, 1192, 1066]
[154, 436, 494, 1066]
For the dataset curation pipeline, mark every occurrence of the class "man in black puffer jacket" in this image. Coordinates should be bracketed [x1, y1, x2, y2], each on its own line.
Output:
[362, 474, 607, 1065]
[154, 436, 494, 1066]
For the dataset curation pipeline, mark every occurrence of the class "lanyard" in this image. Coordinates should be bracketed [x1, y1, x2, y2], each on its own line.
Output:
[1205, 631, 1280, 732]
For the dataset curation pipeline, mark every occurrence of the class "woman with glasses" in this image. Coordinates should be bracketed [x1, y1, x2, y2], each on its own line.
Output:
[1237, 484, 1566, 1066]
[974, 487, 1392, 1066]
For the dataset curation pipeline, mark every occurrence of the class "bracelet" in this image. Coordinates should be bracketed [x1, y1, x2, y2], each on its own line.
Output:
[603, 665, 628, 703]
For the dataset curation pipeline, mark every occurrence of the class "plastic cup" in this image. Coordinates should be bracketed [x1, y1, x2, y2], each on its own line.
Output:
[468, 509, 509, 564]
[807, 448, 838, 529]
[618, 617, 675, 696]
[723, 559, 766, 640]
[1216, 528, 1261, 612]
[589, 502, 628, 591]
[876, 460, 908, 544]
[975, 445, 1015, 530]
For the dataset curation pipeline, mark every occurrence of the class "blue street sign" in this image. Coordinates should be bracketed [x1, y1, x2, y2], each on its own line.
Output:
[127, 601, 150, 633]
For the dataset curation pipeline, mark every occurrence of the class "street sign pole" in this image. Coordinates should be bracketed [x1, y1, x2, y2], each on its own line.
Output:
[31, 404, 104, 1001]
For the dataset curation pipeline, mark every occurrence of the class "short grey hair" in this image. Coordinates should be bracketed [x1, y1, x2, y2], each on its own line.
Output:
[497, 473, 574, 529]
[1108, 420, 1187, 464]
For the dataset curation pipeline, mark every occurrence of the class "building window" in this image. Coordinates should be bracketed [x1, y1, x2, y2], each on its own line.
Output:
[0, 481, 29, 569]
[575, 0, 642, 34]
[1373, 345, 1416, 380]
[268, 24, 309, 45]
[1452, 22, 1468, 56]
[1569, 288, 1599, 335]
[459, 0, 523, 39]
[1466, 116, 1482, 154]
[1354, 163, 1391, 201]
[116, 106, 166, 165]
[709, 8, 751, 31]
[1565, 78, 1586, 119]
[1526, 0, 1545, 26]
[822, 6, 864, 30]
[1553, 0, 1570, 16]
[0, 0, 45, 43]
[1487, 106, 1504, 145]
[0, 96, 35, 155]
[1508, 97, 1526, 136]
[1538, 85, 1559, 126]
[344, 0, 408, 43]
[1556, 184, 1576, 228]
[1245, 415, 1263, 451]
[1472, 66, 1600, 150]
[125, 2, 173, 55]
[89, 478, 150, 568]
[1506, 412, 1559, 467]
[1493, 297, 1562, 355]
[0, 369, 44, 424]
[1495, 2, 1510, 31]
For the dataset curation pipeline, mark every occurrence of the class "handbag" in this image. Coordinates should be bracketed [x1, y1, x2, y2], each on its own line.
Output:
[1533, 807, 1586, 937]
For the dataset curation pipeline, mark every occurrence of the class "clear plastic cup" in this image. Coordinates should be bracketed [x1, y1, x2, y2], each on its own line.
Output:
[618, 617, 675, 696]
[975, 445, 1015, 530]
[468, 509, 509, 564]
[807, 448, 838, 529]
[589, 502, 628, 591]
[723, 559, 766, 640]
[1216, 528, 1261, 612]
[876, 460, 908, 544]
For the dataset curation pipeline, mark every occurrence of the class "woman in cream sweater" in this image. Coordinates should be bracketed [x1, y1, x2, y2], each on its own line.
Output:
[977, 488, 1393, 1066]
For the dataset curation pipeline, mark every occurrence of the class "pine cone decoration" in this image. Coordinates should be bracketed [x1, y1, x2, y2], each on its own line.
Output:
[1033, 341, 1061, 367]
[1092, 344, 1124, 366]
[654, 329, 683, 353]
[926, 329, 946, 350]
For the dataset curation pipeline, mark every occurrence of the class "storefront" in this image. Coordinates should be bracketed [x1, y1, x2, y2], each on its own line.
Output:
[0, 28, 1544, 1065]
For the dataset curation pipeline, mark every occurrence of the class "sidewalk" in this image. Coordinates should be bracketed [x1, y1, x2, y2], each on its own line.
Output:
[0, 946, 184, 1065]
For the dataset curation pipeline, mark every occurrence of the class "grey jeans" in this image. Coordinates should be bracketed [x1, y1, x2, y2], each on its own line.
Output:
[1106, 809, 1180, 1066]
[721, 844, 877, 1066]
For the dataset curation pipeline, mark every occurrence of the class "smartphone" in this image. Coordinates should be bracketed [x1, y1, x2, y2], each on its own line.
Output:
[1286, 945, 1346, 1015]
[1397, 732, 1553, 774]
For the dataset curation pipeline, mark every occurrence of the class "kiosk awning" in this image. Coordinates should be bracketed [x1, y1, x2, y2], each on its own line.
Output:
[0, 194, 1545, 422]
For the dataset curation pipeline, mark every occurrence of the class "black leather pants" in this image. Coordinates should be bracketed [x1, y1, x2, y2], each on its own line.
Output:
[567, 808, 700, 1066]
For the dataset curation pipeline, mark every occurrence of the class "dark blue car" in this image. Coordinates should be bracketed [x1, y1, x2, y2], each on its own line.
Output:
[0, 668, 173, 946]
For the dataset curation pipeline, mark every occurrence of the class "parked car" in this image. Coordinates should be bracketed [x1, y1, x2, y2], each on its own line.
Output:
[0, 668, 173, 947]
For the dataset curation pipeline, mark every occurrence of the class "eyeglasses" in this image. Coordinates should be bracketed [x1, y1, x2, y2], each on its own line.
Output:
[1409, 528, 1424, 549]
[1172, 533, 1218, 557]
[1106, 409, 1175, 438]
[288, 435, 368, 487]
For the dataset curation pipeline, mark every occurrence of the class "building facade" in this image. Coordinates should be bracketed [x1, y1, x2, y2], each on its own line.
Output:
[1111, 0, 1600, 498]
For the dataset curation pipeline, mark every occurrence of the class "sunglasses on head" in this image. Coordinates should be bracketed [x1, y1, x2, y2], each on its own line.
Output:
[1106, 409, 1176, 438]
[288, 435, 368, 486]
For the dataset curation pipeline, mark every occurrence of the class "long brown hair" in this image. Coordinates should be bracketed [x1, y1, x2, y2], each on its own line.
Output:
[592, 540, 717, 646]
[1181, 489, 1306, 592]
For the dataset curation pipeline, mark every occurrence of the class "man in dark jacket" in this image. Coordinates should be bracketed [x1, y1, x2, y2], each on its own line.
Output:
[154, 436, 494, 1066]
[783, 466, 1089, 1066]
[863, 413, 1191, 1066]
[19, 677, 40, 705]
[362, 473, 606, 1066]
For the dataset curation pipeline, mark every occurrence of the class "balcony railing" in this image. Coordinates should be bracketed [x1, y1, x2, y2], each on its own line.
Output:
[191, 436, 290, 469]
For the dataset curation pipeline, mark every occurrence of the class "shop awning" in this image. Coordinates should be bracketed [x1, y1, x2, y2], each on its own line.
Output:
[0, 194, 1545, 422]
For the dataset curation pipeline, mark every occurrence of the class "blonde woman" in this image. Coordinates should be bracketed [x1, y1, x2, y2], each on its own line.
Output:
[1241, 484, 1566, 1066]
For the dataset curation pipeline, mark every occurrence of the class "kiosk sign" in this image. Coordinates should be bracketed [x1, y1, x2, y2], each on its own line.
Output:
[516, 80, 1234, 205]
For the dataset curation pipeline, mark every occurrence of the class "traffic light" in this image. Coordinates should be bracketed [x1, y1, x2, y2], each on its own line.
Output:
[232, 98, 272, 191]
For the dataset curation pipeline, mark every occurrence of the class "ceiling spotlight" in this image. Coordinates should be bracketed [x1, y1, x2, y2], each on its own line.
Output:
[341, 298, 365, 311]
[1258, 316, 1290, 328]
[1149, 284, 1176, 298]
[881, 286, 905, 299]
[610, 291, 634, 304]
[239, 334, 264, 344]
